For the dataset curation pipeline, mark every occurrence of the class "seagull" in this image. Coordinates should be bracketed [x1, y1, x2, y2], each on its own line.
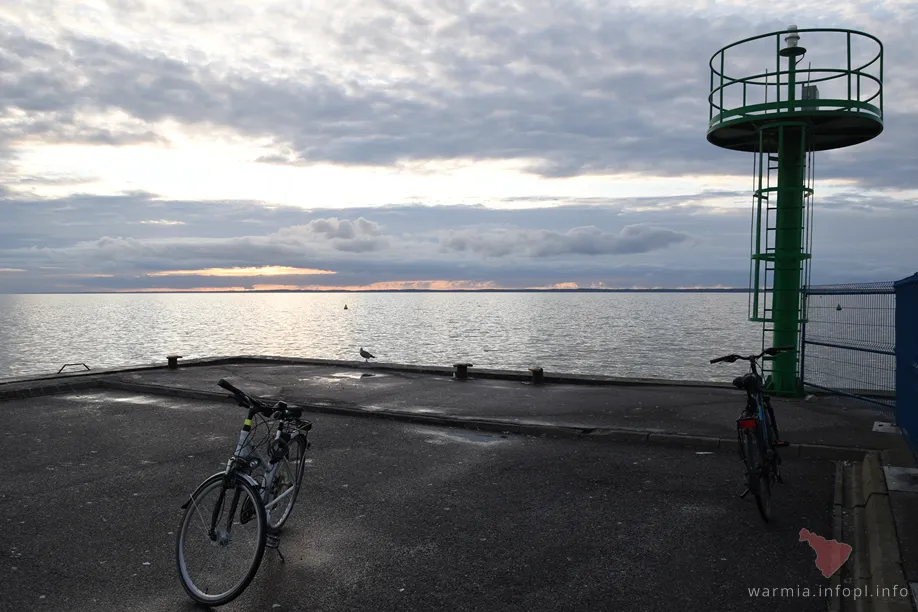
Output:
[359, 347, 375, 362]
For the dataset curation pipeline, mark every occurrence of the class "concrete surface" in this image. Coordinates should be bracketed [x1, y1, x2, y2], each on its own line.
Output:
[100, 362, 900, 452]
[1, 391, 841, 612]
[842, 455, 916, 612]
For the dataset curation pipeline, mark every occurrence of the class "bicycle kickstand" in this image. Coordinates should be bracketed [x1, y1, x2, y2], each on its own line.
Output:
[266, 534, 286, 563]
[739, 487, 750, 499]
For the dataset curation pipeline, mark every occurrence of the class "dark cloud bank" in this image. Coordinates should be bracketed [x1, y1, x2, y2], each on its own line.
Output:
[0, 2, 916, 291]
[1, 192, 915, 292]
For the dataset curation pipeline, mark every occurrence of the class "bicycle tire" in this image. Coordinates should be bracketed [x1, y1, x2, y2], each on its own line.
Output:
[176, 474, 267, 606]
[762, 402, 783, 483]
[742, 429, 771, 522]
[266, 435, 308, 532]
[764, 397, 781, 447]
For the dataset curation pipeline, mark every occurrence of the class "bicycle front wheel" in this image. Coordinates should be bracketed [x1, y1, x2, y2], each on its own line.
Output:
[176, 474, 267, 606]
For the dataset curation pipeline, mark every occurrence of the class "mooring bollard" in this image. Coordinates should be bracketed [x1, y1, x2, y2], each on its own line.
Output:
[453, 363, 472, 380]
[529, 367, 544, 385]
[167, 355, 183, 370]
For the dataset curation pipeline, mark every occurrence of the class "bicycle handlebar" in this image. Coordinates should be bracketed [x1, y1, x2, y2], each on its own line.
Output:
[709, 346, 794, 364]
[218, 378, 246, 398]
[218, 378, 273, 414]
[217, 379, 308, 422]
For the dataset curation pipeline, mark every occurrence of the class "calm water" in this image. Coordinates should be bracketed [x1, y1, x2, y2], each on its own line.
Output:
[0, 292, 766, 381]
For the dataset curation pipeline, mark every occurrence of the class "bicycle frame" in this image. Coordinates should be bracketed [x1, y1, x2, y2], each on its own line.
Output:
[744, 358, 771, 448]
[230, 409, 301, 516]
[735, 355, 784, 478]
[183, 409, 290, 540]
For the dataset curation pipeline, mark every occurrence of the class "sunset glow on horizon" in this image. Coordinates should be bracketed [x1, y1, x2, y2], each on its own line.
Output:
[147, 266, 337, 278]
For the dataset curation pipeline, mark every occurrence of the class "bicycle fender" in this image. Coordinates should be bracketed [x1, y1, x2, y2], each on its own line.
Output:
[180, 471, 261, 509]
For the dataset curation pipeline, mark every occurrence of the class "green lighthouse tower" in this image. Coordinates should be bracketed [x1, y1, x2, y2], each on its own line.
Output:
[707, 26, 884, 395]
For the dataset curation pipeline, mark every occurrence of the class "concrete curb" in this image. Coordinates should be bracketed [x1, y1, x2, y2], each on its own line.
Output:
[829, 461, 845, 612]
[1, 354, 737, 389]
[0, 378, 99, 401]
[77, 378, 870, 460]
[851, 452, 913, 612]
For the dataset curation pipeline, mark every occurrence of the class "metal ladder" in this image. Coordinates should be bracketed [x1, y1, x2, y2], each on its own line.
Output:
[748, 124, 815, 386]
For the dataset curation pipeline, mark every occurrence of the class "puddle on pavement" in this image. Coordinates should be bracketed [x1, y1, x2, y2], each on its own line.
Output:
[309, 372, 382, 383]
[412, 426, 506, 445]
[52, 393, 173, 407]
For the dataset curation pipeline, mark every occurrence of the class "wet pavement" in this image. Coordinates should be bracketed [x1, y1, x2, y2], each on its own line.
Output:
[0, 391, 839, 612]
[109, 361, 899, 451]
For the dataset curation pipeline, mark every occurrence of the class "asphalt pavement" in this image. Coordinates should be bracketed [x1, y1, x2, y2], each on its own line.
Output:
[0, 390, 839, 612]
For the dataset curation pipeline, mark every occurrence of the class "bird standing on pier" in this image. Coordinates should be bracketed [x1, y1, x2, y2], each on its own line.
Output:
[359, 347, 375, 362]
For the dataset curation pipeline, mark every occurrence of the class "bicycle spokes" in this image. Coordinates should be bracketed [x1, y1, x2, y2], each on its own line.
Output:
[177, 478, 266, 606]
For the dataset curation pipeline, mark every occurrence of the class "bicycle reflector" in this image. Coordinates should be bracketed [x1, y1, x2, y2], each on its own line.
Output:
[737, 417, 757, 430]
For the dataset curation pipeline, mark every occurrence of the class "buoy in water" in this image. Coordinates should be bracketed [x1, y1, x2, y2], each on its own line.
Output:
[836, 304, 842, 311]
[344, 304, 348, 310]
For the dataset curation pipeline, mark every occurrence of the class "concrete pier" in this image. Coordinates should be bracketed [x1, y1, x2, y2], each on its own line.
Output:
[3, 354, 898, 455]
[1, 356, 915, 612]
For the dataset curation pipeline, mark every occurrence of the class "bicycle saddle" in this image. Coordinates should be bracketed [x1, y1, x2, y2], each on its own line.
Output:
[733, 373, 761, 393]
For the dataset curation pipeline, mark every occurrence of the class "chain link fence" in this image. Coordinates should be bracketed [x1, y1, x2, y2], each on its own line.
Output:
[801, 282, 895, 410]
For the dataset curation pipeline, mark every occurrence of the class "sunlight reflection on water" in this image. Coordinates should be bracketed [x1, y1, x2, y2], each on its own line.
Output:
[0, 292, 764, 381]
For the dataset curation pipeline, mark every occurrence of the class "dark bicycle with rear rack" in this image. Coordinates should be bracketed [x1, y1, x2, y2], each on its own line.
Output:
[710, 346, 794, 522]
[175, 379, 312, 606]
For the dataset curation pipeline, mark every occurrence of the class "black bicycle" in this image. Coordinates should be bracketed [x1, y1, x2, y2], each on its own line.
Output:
[710, 346, 793, 522]
[176, 379, 312, 606]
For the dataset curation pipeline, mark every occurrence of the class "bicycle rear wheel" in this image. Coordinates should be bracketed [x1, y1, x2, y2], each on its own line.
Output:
[265, 435, 308, 532]
[176, 474, 267, 606]
[741, 429, 771, 522]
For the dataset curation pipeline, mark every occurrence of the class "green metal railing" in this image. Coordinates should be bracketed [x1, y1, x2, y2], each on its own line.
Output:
[708, 28, 884, 138]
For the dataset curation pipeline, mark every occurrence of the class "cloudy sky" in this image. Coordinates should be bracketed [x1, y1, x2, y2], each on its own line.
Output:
[1, 0, 916, 292]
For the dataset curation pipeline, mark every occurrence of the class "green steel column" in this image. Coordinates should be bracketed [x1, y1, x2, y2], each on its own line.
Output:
[771, 56, 805, 396]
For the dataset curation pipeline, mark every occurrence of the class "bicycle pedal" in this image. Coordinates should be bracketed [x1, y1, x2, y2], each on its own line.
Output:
[775, 440, 790, 448]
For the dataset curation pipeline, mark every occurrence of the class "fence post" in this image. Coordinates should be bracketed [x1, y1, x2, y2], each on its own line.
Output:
[799, 313, 807, 394]
[894, 273, 918, 463]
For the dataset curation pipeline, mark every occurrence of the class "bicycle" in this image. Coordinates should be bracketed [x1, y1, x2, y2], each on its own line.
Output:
[710, 346, 794, 522]
[176, 379, 312, 606]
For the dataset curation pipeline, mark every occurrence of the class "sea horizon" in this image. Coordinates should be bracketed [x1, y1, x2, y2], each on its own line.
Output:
[1, 287, 751, 295]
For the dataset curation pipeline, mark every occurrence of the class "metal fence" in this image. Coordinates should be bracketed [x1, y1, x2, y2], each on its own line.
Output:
[801, 282, 896, 409]
[894, 273, 918, 462]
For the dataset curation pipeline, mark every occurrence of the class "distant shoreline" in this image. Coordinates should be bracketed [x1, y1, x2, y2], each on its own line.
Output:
[4, 288, 751, 295]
